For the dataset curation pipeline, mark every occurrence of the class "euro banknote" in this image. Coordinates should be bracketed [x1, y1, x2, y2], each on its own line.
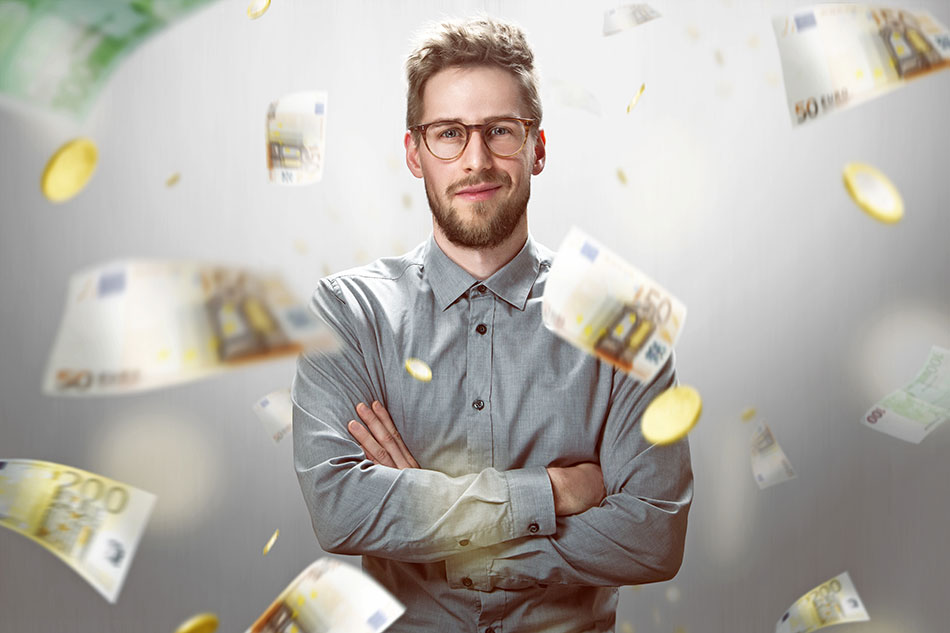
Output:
[253, 388, 293, 444]
[776, 571, 869, 633]
[749, 421, 797, 489]
[772, 5, 950, 127]
[43, 260, 339, 396]
[542, 227, 686, 384]
[267, 91, 327, 185]
[0, 0, 216, 119]
[603, 4, 661, 36]
[246, 558, 405, 633]
[863, 345, 950, 443]
[0, 458, 155, 603]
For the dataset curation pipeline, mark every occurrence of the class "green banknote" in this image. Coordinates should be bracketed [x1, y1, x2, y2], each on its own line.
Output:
[863, 345, 950, 443]
[246, 558, 405, 633]
[0, 0, 217, 119]
[772, 5, 950, 127]
[0, 458, 155, 603]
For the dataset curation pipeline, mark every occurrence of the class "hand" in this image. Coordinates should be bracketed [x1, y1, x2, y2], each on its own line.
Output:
[546, 463, 606, 516]
[347, 401, 420, 470]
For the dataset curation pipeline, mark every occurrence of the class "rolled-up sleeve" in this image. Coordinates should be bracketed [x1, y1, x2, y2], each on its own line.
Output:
[444, 357, 692, 589]
[293, 279, 557, 563]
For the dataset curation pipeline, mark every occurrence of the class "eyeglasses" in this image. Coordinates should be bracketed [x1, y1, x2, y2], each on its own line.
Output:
[409, 117, 536, 160]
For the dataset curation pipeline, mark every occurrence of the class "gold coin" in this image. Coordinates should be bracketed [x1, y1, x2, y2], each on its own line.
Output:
[247, 0, 271, 19]
[165, 172, 181, 187]
[404, 357, 432, 382]
[641, 385, 702, 445]
[626, 83, 645, 113]
[41, 137, 98, 203]
[740, 407, 756, 422]
[263, 528, 279, 555]
[842, 162, 903, 224]
[616, 168, 627, 185]
[174, 612, 219, 633]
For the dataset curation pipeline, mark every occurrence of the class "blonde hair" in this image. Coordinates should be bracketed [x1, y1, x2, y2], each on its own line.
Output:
[405, 16, 542, 137]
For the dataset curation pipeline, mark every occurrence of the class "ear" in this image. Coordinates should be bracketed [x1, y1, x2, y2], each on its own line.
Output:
[531, 129, 546, 176]
[405, 132, 424, 179]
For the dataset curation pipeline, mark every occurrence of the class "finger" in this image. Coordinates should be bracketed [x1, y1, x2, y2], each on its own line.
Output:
[347, 419, 397, 468]
[371, 400, 420, 468]
[356, 402, 412, 469]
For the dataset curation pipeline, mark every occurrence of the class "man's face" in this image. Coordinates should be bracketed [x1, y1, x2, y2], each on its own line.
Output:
[405, 65, 545, 249]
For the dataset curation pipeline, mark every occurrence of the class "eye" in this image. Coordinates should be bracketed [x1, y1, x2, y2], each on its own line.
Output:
[488, 123, 514, 136]
[433, 124, 465, 139]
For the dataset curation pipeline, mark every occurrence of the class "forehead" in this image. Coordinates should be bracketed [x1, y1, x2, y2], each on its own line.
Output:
[421, 65, 526, 122]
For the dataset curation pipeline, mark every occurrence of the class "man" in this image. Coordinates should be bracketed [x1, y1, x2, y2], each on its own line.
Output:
[293, 16, 692, 633]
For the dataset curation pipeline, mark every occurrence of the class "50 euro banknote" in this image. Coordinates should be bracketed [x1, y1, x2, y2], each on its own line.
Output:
[0, 458, 155, 603]
[863, 345, 950, 443]
[772, 4, 950, 127]
[43, 259, 339, 397]
[776, 571, 869, 633]
[247, 558, 405, 633]
[542, 227, 686, 384]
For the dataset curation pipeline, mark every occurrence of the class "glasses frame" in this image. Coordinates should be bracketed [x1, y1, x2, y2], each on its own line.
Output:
[409, 117, 537, 161]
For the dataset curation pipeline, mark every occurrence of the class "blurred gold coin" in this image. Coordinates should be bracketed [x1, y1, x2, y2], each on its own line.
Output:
[41, 137, 98, 202]
[642, 385, 702, 445]
[174, 612, 218, 633]
[626, 83, 645, 113]
[165, 172, 181, 187]
[842, 162, 903, 224]
[247, 0, 270, 19]
[740, 407, 756, 421]
[263, 528, 279, 555]
[404, 357, 432, 382]
[616, 168, 627, 185]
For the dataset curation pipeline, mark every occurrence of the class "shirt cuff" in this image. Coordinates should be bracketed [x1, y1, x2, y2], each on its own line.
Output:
[505, 466, 556, 539]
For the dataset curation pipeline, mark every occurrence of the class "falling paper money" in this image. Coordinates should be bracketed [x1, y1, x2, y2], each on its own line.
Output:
[0, 458, 155, 603]
[749, 421, 797, 489]
[863, 345, 950, 443]
[246, 558, 405, 633]
[43, 260, 339, 396]
[776, 571, 869, 633]
[772, 4, 950, 127]
[267, 91, 328, 185]
[253, 388, 293, 444]
[603, 4, 661, 36]
[542, 227, 686, 384]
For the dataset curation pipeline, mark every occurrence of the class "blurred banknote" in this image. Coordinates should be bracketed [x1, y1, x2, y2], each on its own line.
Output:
[253, 387, 293, 444]
[0, 458, 155, 603]
[776, 571, 869, 633]
[267, 91, 327, 185]
[246, 558, 405, 633]
[543, 227, 686, 384]
[749, 421, 797, 489]
[603, 4, 661, 36]
[863, 345, 950, 443]
[772, 5, 950, 126]
[0, 0, 216, 119]
[43, 260, 339, 397]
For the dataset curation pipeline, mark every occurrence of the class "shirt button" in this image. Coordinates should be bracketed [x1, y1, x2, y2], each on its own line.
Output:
[459, 539, 470, 546]
[477, 284, 487, 293]
[528, 522, 539, 534]
[462, 577, 473, 587]
[476, 323, 487, 335]
[472, 399, 484, 410]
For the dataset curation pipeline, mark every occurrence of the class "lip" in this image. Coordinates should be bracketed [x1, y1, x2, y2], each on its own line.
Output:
[455, 184, 501, 201]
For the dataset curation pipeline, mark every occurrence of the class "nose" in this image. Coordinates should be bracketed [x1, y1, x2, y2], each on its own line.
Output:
[460, 129, 493, 172]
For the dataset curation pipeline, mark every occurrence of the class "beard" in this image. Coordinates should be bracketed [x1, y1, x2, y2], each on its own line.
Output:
[425, 170, 530, 249]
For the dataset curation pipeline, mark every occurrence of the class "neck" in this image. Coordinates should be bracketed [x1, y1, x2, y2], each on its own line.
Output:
[433, 217, 529, 280]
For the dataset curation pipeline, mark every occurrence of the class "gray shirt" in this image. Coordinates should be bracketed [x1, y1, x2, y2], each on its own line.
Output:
[292, 234, 693, 633]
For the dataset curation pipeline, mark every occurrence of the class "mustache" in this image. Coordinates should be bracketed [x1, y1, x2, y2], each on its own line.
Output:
[446, 172, 511, 196]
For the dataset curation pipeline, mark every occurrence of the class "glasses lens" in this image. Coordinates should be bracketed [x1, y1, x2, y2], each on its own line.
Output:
[426, 122, 468, 159]
[484, 119, 527, 156]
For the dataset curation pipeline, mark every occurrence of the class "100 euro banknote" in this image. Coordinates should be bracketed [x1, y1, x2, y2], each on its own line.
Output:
[776, 571, 869, 633]
[247, 558, 405, 633]
[772, 4, 950, 126]
[542, 227, 686, 384]
[863, 345, 950, 443]
[43, 259, 339, 396]
[0, 459, 155, 603]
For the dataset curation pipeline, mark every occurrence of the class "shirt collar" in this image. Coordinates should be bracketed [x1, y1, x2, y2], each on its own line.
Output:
[423, 234, 549, 312]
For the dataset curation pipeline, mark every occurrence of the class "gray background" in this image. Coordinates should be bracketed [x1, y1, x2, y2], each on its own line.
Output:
[1, 0, 949, 632]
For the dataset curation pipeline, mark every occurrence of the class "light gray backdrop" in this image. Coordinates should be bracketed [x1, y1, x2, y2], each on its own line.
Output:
[1, 1, 948, 632]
